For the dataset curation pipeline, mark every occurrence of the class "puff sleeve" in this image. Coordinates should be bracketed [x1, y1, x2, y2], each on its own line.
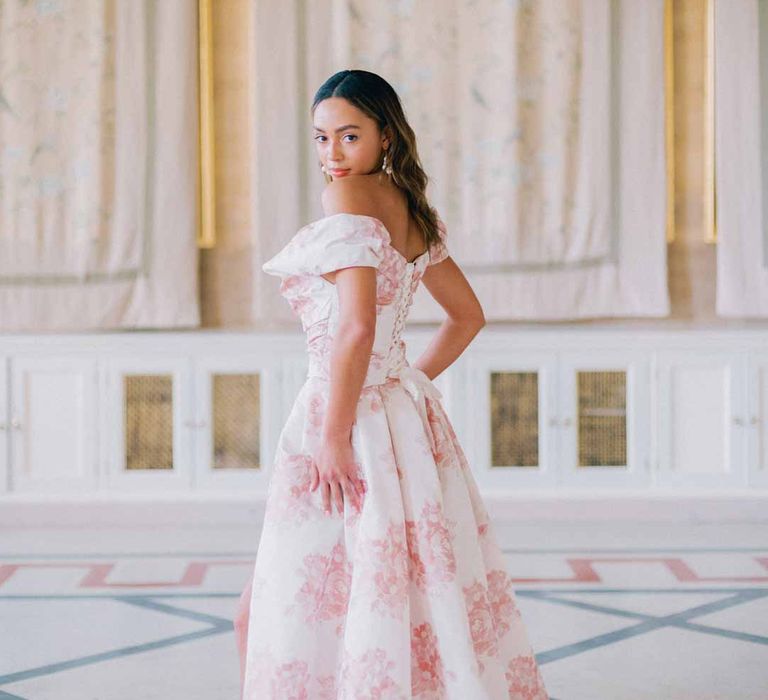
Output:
[262, 213, 387, 280]
[427, 211, 450, 266]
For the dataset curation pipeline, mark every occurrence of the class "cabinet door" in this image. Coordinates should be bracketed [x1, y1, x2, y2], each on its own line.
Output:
[656, 351, 747, 487]
[103, 357, 193, 492]
[190, 355, 281, 491]
[557, 350, 651, 488]
[0, 356, 8, 494]
[10, 357, 97, 493]
[746, 354, 768, 487]
[466, 350, 559, 490]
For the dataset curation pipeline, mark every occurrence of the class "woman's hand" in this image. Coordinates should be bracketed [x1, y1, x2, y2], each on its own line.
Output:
[309, 433, 367, 515]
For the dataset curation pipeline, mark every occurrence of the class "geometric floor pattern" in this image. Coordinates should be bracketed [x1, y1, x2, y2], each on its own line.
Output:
[1, 520, 767, 699]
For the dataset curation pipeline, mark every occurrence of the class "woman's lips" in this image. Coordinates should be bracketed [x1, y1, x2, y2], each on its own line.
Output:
[329, 168, 350, 176]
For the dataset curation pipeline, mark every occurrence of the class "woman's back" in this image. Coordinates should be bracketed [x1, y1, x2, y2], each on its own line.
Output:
[321, 173, 429, 267]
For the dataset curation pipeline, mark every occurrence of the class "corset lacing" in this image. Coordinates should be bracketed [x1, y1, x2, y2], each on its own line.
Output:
[385, 265, 416, 378]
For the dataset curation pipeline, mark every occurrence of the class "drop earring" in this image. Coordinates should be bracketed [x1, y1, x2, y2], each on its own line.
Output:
[381, 151, 393, 177]
[319, 162, 332, 184]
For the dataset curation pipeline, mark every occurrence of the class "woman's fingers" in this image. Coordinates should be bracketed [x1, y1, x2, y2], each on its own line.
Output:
[321, 481, 331, 513]
[314, 462, 367, 516]
[329, 480, 344, 514]
[342, 477, 361, 513]
[354, 477, 366, 502]
[309, 461, 318, 492]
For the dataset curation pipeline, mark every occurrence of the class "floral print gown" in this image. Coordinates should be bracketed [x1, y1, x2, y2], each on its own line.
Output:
[244, 212, 549, 699]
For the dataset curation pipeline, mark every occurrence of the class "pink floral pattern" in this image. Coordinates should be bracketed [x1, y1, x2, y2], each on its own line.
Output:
[305, 390, 326, 435]
[487, 568, 522, 637]
[315, 674, 338, 700]
[356, 384, 387, 417]
[425, 397, 457, 467]
[359, 521, 409, 619]
[244, 649, 339, 700]
[406, 500, 458, 592]
[463, 579, 499, 664]
[411, 621, 457, 697]
[290, 540, 352, 624]
[264, 452, 316, 524]
[270, 659, 312, 699]
[306, 322, 332, 368]
[243, 212, 548, 699]
[338, 647, 407, 700]
[506, 654, 550, 700]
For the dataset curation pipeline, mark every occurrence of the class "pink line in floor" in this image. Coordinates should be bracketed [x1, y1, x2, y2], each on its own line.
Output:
[0, 556, 766, 588]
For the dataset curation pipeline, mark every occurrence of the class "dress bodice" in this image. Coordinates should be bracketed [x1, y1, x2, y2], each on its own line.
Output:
[262, 212, 449, 387]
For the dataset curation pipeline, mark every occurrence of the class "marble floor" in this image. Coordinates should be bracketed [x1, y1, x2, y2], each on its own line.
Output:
[0, 517, 766, 699]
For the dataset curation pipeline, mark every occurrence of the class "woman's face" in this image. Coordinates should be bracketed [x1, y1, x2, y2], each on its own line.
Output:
[312, 97, 388, 179]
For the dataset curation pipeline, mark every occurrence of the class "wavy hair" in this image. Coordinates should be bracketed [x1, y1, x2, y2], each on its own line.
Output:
[311, 69, 440, 251]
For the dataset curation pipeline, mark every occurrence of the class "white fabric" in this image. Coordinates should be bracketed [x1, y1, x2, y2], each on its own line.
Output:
[0, 0, 199, 331]
[253, 0, 669, 324]
[261, 211, 447, 372]
[246, 213, 549, 698]
[715, 0, 768, 317]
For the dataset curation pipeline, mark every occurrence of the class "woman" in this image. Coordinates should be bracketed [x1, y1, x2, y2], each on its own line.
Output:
[235, 69, 548, 700]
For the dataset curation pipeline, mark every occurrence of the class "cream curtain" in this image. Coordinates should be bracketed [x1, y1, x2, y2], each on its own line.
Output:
[253, 0, 669, 325]
[0, 0, 199, 331]
[715, 0, 768, 317]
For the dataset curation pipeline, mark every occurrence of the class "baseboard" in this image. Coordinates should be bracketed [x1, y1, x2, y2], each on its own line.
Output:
[1, 490, 767, 527]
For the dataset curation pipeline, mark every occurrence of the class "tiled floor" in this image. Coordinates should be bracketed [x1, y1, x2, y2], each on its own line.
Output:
[0, 519, 766, 699]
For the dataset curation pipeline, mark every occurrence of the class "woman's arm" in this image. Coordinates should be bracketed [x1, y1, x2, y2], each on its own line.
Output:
[320, 266, 378, 440]
[415, 256, 486, 380]
[310, 265, 376, 515]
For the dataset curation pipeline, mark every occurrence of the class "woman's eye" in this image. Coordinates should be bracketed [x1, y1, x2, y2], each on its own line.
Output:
[313, 135, 357, 142]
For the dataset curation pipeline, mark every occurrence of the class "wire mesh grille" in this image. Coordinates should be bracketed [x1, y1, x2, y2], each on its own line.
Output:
[577, 370, 627, 467]
[124, 374, 173, 470]
[213, 373, 260, 469]
[490, 371, 539, 467]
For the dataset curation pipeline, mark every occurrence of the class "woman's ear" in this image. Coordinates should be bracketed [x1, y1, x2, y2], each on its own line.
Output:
[381, 125, 393, 150]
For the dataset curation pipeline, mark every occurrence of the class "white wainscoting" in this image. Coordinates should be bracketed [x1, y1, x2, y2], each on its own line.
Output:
[0, 329, 767, 523]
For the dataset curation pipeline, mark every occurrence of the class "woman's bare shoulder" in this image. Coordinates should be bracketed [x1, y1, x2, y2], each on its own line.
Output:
[321, 174, 398, 215]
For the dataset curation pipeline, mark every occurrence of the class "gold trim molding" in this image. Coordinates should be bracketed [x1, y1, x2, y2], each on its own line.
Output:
[665, 0, 676, 244]
[704, 0, 717, 244]
[198, 0, 216, 249]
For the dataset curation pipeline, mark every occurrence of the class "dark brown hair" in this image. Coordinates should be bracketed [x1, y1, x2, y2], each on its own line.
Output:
[311, 69, 440, 251]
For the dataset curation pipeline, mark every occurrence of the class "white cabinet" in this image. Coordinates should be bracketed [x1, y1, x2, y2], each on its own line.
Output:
[103, 356, 194, 492]
[0, 331, 766, 497]
[102, 353, 285, 493]
[463, 347, 650, 491]
[0, 341, 296, 495]
[191, 355, 282, 491]
[557, 349, 651, 488]
[0, 356, 8, 494]
[656, 350, 748, 487]
[465, 350, 560, 490]
[9, 357, 97, 493]
[747, 353, 768, 487]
